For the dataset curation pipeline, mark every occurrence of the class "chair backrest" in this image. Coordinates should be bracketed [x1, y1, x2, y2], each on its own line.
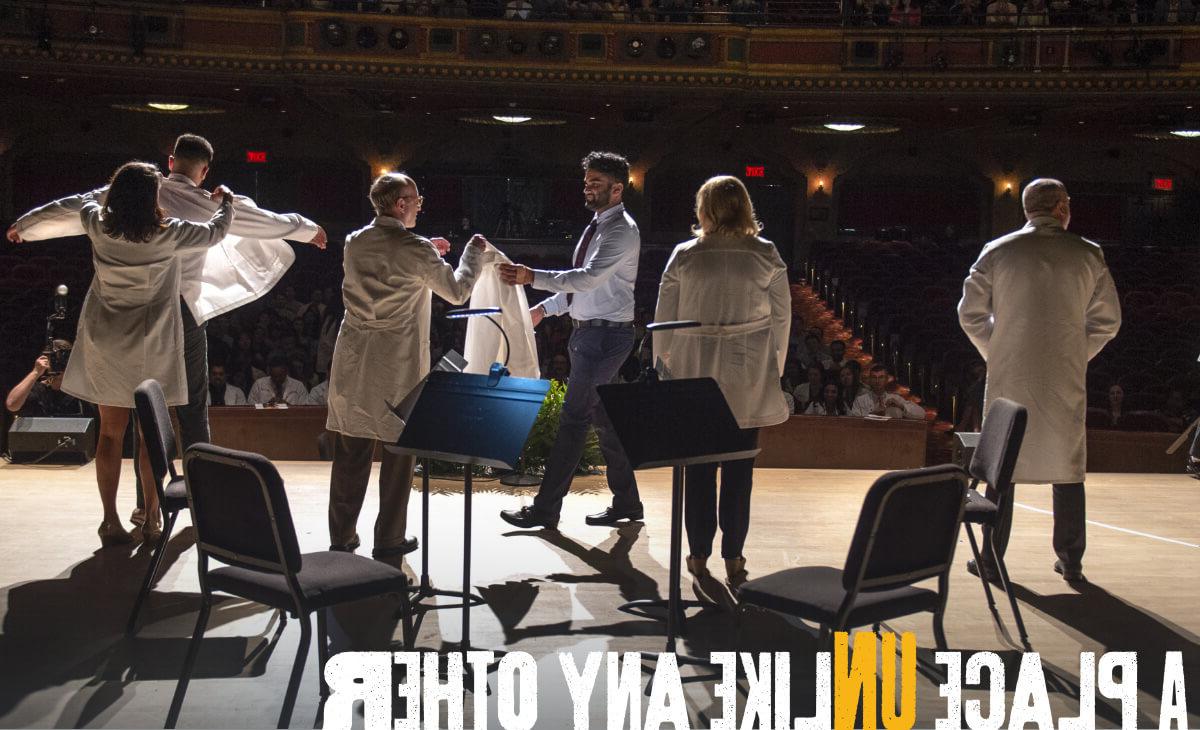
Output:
[182, 443, 303, 575]
[970, 397, 1028, 490]
[843, 463, 969, 592]
[133, 379, 178, 491]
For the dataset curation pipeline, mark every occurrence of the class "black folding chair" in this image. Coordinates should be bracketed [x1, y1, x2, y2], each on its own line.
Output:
[963, 397, 1031, 650]
[127, 379, 188, 636]
[738, 464, 969, 649]
[166, 443, 413, 729]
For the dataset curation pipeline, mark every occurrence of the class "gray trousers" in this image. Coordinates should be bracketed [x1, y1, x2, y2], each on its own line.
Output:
[981, 481, 1086, 570]
[532, 325, 640, 518]
[328, 433, 416, 551]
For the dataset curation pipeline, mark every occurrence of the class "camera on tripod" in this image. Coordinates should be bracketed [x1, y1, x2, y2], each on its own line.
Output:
[40, 284, 71, 381]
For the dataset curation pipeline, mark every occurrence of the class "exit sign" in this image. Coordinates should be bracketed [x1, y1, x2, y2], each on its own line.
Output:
[1151, 177, 1174, 192]
[246, 150, 268, 164]
[745, 165, 765, 178]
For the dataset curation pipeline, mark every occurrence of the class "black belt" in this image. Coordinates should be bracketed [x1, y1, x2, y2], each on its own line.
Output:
[572, 318, 633, 329]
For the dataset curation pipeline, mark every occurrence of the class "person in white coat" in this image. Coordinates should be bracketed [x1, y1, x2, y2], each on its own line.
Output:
[326, 172, 486, 558]
[653, 175, 791, 608]
[958, 178, 1121, 583]
[850, 364, 927, 419]
[205, 364, 247, 405]
[6, 133, 326, 452]
[59, 161, 234, 546]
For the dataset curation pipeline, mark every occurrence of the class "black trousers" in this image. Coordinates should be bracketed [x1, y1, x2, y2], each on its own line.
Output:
[136, 300, 209, 511]
[981, 481, 1086, 570]
[683, 428, 759, 560]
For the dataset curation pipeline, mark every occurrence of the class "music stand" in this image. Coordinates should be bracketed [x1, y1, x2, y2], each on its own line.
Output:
[597, 375, 759, 661]
[387, 370, 549, 655]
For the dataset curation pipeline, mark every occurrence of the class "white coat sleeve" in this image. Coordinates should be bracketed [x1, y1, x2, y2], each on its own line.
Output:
[170, 198, 235, 249]
[11, 188, 106, 241]
[652, 247, 682, 368]
[850, 392, 875, 417]
[422, 241, 483, 305]
[958, 253, 994, 360]
[539, 291, 570, 317]
[1085, 265, 1121, 361]
[227, 195, 319, 242]
[768, 264, 792, 375]
[898, 397, 927, 420]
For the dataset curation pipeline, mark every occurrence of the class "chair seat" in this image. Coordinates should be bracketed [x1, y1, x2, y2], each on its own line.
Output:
[210, 551, 409, 610]
[739, 566, 939, 628]
[163, 475, 189, 512]
[962, 489, 998, 523]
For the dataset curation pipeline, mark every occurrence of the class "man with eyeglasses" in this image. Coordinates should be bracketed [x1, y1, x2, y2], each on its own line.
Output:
[326, 172, 487, 559]
[496, 151, 643, 530]
[958, 178, 1121, 584]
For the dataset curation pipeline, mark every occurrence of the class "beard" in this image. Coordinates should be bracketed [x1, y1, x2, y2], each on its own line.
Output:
[584, 187, 612, 211]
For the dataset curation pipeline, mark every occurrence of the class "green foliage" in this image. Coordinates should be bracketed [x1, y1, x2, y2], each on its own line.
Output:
[520, 378, 604, 475]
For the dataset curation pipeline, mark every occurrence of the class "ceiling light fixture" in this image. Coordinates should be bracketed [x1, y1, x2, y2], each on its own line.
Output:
[823, 123, 865, 132]
[492, 115, 533, 124]
[147, 102, 190, 111]
[1170, 129, 1200, 138]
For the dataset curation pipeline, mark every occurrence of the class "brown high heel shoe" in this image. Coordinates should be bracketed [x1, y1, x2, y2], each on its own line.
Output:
[98, 520, 134, 547]
[141, 512, 163, 544]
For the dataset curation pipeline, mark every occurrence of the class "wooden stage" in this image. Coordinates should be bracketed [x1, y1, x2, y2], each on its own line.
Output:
[0, 461, 1196, 728]
[199, 406, 1190, 473]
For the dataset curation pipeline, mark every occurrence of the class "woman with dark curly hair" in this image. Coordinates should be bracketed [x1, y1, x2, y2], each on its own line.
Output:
[62, 161, 235, 547]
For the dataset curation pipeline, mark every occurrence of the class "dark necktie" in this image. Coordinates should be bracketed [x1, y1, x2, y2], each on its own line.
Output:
[567, 218, 599, 307]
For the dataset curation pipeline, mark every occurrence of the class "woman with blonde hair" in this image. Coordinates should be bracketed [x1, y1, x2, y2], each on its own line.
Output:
[653, 175, 791, 609]
[59, 161, 234, 546]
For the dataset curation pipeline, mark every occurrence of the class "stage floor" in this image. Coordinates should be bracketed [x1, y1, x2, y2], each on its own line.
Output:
[0, 462, 1196, 728]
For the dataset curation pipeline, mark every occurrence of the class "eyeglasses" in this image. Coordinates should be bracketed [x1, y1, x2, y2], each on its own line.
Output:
[399, 194, 424, 207]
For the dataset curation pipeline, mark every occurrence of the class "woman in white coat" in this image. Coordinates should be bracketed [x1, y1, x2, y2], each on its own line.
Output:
[64, 162, 234, 546]
[653, 176, 791, 608]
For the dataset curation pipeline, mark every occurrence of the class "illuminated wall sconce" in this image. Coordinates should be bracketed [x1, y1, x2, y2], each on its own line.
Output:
[816, 178, 826, 192]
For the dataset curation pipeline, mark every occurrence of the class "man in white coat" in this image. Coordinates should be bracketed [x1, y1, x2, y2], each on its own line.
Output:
[958, 178, 1121, 583]
[6, 133, 326, 450]
[326, 172, 486, 558]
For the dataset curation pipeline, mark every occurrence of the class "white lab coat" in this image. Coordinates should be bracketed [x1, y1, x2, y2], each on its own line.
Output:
[206, 385, 248, 405]
[326, 217, 482, 441]
[958, 216, 1121, 484]
[462, 244, 541, 379]
[11, 173, 318, 324]
[249, 376, 310, 406]
[653, 233, 792, 429]
[62, 200, 234, 407]
[850, 390, 926, 419]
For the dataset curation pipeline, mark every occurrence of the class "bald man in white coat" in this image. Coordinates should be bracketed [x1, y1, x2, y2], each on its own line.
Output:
[958, 178, 1121, 583]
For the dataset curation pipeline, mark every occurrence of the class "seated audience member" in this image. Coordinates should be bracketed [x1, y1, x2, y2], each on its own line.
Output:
[206, 364, 247, 406]
[872, 0, 894, 23]
[986, 0, 1019, 22]
[797, 333, 833, 371]
[308, 378, 329, 405]
[1104, 382, 1124, 428]
[853, 364, 926, 419]
[952, 0, 984, 22]
[792, 364, 825, 412]
[838, 362, 869, 410]
[249, 357, 310, 406]
[1157, 389, 1194, 433]
[827, 339, 851, 371]
[545, 353, 571, 381]
[505, 0, 533, 17]
[5, 346, 87, 416]
[781, 359, 804, 394]
[804, 381, 848, 416]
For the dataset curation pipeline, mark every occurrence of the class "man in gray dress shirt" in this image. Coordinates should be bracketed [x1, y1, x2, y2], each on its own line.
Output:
[497, 151, 643, 529]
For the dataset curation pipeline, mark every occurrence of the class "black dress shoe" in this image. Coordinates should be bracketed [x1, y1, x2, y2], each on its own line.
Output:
[966, 558, 1001, 582]
[372, 537, 419, 558]
[1053, 559, 1086, 583]
[500, 506, 559, 530]
[584, 505, 644, 526]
